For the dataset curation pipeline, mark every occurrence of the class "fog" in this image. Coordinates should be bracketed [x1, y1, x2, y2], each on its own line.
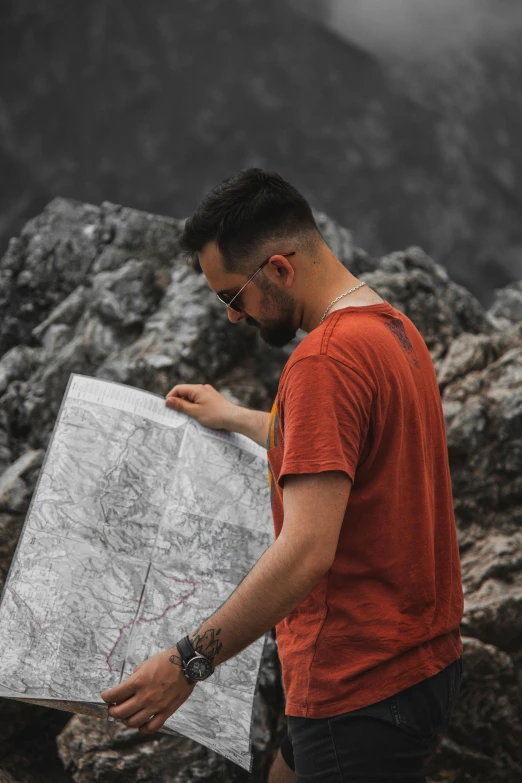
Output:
[290, 0, 522, 65]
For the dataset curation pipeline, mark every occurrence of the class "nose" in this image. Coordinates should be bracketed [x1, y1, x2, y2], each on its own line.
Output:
[227, 307, 246, 323]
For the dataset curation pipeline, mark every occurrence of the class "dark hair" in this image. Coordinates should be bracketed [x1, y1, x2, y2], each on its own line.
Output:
[180, 168, 321, 273]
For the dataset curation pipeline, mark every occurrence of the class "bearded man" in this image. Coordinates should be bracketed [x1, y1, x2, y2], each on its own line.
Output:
[102, 169, 464, 783]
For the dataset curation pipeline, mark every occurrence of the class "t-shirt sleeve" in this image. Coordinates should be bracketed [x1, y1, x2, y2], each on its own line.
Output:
[279, 355, 373, 486]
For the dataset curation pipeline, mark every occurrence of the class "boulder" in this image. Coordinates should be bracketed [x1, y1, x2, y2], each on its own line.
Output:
[440, 324, 522, 536]
[488, 280, 522, 328]
[58, 716, 230, 783]
[57, 634, 283, 783]
[0, 451, 43, 514]
[0, 770, 23, 783]
[425, 319, 522, 780]
[0, 197, 184, 359]
[0, 200, 103, 358]
[0, 703, 71, 783]
[427, 637, 522, 783]
[0, 198, 520, 781]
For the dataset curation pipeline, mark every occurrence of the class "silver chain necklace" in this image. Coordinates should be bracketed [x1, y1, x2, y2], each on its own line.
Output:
[319, 282, 367, 325]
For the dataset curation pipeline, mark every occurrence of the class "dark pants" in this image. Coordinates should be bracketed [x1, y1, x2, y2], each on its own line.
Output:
[281, 657, 463, 782]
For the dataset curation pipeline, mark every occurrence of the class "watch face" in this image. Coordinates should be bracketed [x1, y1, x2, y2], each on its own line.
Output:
[187, 656, 213, 680]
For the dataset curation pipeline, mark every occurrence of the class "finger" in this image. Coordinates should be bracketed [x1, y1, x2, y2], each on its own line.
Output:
[166, 396, 199, 417]
[121, 707, 157, 729]
[165, 384, 201, 401]
[108, 696, 144, 720]
[138, 710, 169, 734]
[101, 679, 136, 704]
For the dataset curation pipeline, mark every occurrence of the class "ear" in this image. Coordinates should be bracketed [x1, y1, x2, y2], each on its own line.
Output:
[265, 254, 296, 288]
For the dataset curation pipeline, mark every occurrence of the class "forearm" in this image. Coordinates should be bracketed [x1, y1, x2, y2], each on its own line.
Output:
[185, 538, 325, 667]
[104, 473, 349, 736]
[165, 384, 270, 448]
[226, 406, 270, 449]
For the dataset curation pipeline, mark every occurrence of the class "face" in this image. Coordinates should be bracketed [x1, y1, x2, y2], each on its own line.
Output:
[246, 282, 297, 347]
[199, 242, 299, 348]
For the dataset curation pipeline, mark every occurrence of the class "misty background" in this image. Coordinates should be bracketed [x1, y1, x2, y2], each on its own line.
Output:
[1, 6, 522, 782]
[1, 0, 521, 305]
[296, 0, 522, 63]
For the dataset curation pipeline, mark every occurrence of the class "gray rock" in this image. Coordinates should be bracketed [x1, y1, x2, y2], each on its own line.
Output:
[0, 197, 184, 360]
[0, 199, 521, 781]
[0, 768, 27, 783]
[427, 637, 522, 783]
[0, 347, 43, 397]
[32, 287, 88, 341]
[441, 325, 522, 537]
[0, 409, 11, 476]
[90, 260, 161, 328]
[437, 333, 502, 389]
[488, 280, 522, 327]
[0, 451, 43, 513]
[438, 324, 522, 714]
[0, 704, 72, 783]
[0, 199, 103, 357]
[57, 716, 231, 783]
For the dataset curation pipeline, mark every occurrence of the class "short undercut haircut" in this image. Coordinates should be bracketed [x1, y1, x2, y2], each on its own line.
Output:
[180, 168, 322, 274]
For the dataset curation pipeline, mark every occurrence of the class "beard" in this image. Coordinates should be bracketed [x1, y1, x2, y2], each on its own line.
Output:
[246, 284, 297, 348]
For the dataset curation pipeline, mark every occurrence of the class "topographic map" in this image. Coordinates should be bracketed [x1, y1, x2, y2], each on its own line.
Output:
[0, 374, 273, 770]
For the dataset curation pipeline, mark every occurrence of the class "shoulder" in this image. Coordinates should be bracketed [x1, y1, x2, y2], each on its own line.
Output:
[279, 353, 373, 405]
[278, 329, 327, 390]
[280, 308, 391, 392]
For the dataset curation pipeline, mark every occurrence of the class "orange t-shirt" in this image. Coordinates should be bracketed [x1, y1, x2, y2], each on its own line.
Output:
[267, 301, 464, 719]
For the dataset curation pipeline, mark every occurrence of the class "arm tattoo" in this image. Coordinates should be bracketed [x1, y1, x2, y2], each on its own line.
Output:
[189, 627, 222, 664]
[169, 651, 182, 667]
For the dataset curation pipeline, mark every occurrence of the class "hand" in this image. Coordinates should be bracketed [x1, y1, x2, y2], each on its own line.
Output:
[100, 648, 196, 734]
[165, 383, 237, 430]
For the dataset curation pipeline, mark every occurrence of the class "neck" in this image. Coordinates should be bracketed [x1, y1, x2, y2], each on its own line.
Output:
[299, 255, 363, 332]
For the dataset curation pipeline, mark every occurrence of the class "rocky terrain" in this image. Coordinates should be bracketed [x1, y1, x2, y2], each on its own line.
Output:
[2, 0, 522, 305]
[0, 198, 521, 782]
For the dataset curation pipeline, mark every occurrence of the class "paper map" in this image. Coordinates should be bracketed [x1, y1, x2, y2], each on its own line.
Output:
[0, 374, 273, 771]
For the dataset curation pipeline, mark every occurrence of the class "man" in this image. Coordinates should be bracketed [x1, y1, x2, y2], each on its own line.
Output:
[102, 169, 464, 782]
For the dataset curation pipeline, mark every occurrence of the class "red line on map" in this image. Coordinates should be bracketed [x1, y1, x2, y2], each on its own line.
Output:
[105, 575, 197, 673]
[9, 588, 43, 631]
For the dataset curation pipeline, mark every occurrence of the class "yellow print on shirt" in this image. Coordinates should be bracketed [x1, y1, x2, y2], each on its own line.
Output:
[266, 400, 278, 506]
[266, 399, 279, 450]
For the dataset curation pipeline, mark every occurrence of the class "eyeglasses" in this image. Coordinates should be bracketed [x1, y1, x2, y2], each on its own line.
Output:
[216, 252, 296, 313]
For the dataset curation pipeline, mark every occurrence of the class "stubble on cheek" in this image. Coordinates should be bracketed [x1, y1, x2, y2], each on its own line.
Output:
[242, 285, 297, 347]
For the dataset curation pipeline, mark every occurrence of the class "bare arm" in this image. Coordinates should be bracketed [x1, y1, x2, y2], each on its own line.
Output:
[186, 471, 351, 667]
[101, 471, 351, 732]
[165, 383, 269, 448]
[229, 405, 270, 448]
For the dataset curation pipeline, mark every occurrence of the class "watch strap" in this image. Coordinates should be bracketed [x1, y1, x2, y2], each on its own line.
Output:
[176, 635, 196, 665]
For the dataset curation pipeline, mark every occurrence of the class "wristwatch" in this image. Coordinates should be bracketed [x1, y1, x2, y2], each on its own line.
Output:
[176, 636, 214, 683]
